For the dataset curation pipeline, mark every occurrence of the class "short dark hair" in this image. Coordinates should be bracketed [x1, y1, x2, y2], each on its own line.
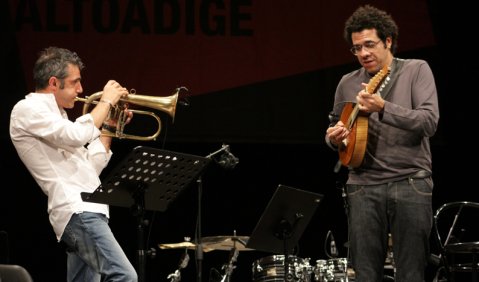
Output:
[33, 47, 84, 90]
[344, 5, 399, 54]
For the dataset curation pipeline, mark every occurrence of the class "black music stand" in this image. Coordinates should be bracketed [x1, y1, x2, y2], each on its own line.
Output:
[81, 146, 210, 282]
[246, 184, 323, 281]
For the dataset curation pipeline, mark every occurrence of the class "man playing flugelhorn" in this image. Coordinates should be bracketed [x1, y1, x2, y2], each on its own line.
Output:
[10, 46, 138, 282]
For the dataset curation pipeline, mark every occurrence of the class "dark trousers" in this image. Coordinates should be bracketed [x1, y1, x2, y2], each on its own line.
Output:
[347, 176, 433, 282]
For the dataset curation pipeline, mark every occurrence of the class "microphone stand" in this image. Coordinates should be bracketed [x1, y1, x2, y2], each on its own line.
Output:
[195, 144, 238, 282]
[207, 144, 238, 170]
[205, 144, 231, 160]
[335, 174, 351, 268]
[195, 176, 204, 282]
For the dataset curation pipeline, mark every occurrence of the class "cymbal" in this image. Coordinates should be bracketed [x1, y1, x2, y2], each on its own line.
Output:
[158, 241, 216, 252]
[159, 236, 254, 252]
[201, 235, 254, 251]
[158, 241, 196, 249]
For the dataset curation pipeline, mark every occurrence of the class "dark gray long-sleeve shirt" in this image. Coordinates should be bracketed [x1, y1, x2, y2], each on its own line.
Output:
[327, 58, 439, 185]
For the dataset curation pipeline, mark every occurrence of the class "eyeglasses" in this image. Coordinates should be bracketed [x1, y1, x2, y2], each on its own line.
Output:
[350, 40, 382, 55]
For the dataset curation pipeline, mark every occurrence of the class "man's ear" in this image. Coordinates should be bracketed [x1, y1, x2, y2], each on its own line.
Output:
[49, 77, 57, 87]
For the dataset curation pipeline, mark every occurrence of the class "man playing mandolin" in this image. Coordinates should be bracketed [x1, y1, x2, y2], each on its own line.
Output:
[325, 5, 439, 282]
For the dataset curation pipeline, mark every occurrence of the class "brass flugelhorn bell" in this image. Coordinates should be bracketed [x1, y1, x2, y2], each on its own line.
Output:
[75, 87, 187, 141]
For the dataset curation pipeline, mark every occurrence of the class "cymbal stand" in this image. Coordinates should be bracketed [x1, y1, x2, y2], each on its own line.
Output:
[220, 233, 243, 282]
[167, 269, 181, 282]
[167, 248, 190, 282]
[220, 248, 239, 282]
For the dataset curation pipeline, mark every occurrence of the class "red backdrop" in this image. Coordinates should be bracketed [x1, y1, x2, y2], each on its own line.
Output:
[10, 0, 434, 96]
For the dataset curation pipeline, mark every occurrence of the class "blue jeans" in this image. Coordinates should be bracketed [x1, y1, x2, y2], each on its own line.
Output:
[61, 212, 138, 282]
[347, 176, 433, 282]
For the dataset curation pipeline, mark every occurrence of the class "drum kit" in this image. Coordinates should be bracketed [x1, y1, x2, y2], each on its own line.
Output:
[158, 234, 392, 282]
[250, 253, 394, 282]
[251, 255, 360, 282]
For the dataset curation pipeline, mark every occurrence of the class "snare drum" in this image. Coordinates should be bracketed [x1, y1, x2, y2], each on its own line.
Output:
[252, 255, 313, 281]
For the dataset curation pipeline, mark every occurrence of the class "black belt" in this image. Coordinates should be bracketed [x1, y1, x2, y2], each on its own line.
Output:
[410, 170, 431, 179]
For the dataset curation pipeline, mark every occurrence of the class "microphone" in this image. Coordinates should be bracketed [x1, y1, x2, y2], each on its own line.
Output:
[330, 231, 338, 258]
[218, 145, 239, 169]
[177, 86, 190, 106]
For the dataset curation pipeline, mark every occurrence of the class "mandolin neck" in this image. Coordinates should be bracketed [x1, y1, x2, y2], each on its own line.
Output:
[346, 103, 360, 130]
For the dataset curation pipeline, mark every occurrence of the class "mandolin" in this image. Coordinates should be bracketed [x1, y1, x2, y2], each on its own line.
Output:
[338, 64, 390, 168]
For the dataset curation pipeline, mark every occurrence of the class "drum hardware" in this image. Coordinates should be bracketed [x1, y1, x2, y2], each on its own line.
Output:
[314, 259, 328, 282]
[218, 247, 239, 282]
[204, 232, 249, 282]
[160, 234, 251, 282]
[313, 257, 356, 282]
[252, 254, 313, 282]
[167, 244, 190, 282]
[325, 230, 338, 259]
[326, 258, 348, 282]
[384, 233, 395, 270]
[314, 258, 349, 282]
[161, 237, 191, 282]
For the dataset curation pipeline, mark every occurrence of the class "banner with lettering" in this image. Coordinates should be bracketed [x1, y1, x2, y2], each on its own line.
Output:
[8, 0, 435, 96]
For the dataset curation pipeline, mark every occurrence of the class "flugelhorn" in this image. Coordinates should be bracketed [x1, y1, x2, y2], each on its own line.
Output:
[75, 87, 187, 141]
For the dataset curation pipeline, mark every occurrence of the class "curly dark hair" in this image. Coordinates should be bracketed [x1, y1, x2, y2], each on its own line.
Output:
[344, 5, 398, 54]
[33, 46, 85, 90]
